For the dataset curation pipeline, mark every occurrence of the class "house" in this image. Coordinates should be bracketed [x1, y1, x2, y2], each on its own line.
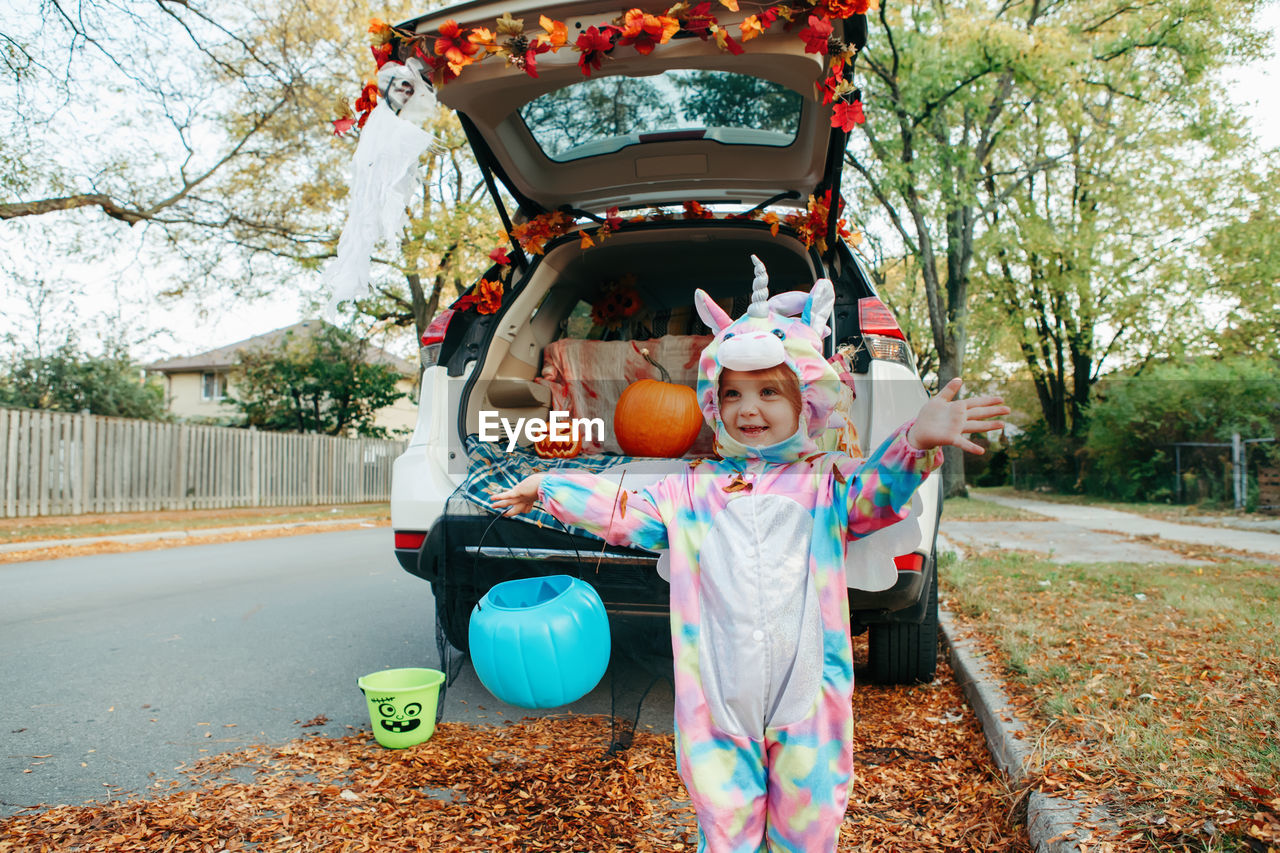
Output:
[143, 320, 419, 434]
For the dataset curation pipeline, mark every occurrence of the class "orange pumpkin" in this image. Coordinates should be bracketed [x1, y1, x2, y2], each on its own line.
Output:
[614, 349, 703, 458]
[534, 431, 583, 459]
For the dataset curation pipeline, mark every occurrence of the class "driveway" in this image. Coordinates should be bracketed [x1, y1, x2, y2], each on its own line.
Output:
[941, 493, 1280, 563]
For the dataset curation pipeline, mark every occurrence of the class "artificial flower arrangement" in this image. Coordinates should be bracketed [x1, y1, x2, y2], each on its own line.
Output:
[451, 276, 505, 314]
[590, 273, 645, 330]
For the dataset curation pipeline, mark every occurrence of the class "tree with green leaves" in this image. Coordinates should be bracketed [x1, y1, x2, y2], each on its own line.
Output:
[229, 324, 406, 437]
[976, 74, 1257, 437]
[1079, 356, 1280, 504]
[845, 0, 1271, 493]
[1192, 156, 1280, 360]
[521, 75, 678, 154]
[676, 71, 801, 132]
[0, 339, 168, 419]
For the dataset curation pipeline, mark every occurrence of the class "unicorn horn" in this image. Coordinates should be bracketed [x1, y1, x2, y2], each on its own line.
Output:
[748, 254, 769, 317]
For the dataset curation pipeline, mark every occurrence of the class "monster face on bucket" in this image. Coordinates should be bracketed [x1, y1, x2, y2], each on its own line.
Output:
[356, 667, 444, 749]
[369, 695, 422, 734]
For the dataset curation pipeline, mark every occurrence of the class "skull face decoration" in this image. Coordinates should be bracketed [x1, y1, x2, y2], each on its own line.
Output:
[376, 57, 435, 122]
[368, 695, 423, 734]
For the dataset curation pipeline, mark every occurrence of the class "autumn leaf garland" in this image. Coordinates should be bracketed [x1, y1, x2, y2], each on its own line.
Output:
[445, 193, 855, 318]
[342, 1, 872, 134]
[394, 1, 873, 86]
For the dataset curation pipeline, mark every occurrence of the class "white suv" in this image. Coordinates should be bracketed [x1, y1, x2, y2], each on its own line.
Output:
[387, 0, 942, 683]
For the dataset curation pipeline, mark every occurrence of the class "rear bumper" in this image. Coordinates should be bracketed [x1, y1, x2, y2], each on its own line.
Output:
[396, 514, 935, 626]
[401, 514, 670, 619]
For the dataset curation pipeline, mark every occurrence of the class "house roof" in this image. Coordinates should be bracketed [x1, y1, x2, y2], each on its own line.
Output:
[143, 320, 417, 376]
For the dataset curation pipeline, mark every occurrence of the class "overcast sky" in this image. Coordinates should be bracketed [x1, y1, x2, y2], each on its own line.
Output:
[1, 8, 1277, 364]
[1226, 4, 1280, 149]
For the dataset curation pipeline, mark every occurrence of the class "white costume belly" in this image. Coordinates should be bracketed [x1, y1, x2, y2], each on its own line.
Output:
[696, 493, 824, 738]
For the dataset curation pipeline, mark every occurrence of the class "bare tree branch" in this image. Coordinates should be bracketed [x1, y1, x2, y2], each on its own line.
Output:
[2, 93, 289, 224]
[0, 194, 146, 224]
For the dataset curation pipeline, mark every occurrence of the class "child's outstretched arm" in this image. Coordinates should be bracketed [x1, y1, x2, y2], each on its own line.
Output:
[491, 471, 670, 552]
[906, 378, 1009, 453]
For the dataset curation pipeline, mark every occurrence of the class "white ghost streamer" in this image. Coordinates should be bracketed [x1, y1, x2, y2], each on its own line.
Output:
[323, 60, 438, 313]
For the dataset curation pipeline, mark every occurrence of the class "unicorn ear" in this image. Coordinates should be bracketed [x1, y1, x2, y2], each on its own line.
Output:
[694, 289, 732, 333]
[803, 279, 835, 338]
[767, 291, 809, 317]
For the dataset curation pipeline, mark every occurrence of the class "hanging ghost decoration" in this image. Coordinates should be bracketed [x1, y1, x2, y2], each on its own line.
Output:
[322, 58, 440, 314]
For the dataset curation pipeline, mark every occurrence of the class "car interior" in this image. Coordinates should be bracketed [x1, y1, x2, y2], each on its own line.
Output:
[459, 223, 842, 452]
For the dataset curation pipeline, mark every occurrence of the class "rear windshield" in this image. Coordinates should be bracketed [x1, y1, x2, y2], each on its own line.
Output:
[519, 70, 802, 162]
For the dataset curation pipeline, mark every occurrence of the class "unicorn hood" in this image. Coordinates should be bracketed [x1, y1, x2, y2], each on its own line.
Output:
[695, 255, 844, 463]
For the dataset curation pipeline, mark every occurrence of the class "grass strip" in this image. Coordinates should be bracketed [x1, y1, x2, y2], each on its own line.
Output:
[944, 548, 1280, 851]
[971, 487, 1268, 526]
[0, 503, 390, 543]
[941, 495, 1049, 522]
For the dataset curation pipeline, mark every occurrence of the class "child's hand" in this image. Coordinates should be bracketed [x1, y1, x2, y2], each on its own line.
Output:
[490, 475, 545, 516]
[907, 378, 1009, 454]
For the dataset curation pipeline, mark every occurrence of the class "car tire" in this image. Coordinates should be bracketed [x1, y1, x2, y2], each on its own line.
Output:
[867, 556, 938, 684]
[431, 580, 478, 653]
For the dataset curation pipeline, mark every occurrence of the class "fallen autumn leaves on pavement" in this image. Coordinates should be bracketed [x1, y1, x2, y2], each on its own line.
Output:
[0, 656, 1030, 852]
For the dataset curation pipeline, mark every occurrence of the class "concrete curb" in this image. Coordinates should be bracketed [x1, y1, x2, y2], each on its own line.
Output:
[0, 517, 382, 555]
[939, 607, 1112, 852]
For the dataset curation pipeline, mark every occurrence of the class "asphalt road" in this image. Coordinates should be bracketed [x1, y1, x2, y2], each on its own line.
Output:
[0, 528, 674, 817]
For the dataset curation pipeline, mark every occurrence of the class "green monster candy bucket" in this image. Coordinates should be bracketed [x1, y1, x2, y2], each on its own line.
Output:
[356, 667, 445, 748]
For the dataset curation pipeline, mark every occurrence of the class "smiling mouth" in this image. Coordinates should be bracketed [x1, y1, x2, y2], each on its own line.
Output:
[381, 719, 421, 733]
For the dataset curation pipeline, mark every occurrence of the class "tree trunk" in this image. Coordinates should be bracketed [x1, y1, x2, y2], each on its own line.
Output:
[937, 302, 968, 498]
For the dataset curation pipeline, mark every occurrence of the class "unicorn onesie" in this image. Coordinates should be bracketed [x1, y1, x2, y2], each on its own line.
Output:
[537, 257, 942, 852]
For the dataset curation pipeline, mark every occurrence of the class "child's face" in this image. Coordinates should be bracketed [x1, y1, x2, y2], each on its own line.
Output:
[719, 368, 801, 447]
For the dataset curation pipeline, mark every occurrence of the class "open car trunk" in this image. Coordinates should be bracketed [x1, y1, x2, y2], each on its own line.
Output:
[460, 224, 827, 445]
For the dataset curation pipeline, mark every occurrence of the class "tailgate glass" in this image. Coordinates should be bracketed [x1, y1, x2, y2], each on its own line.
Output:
[519, 70, 802, 162]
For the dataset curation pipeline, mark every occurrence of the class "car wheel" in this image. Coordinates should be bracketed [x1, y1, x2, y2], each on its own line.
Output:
[431, 581, 478, 653]
[867, 556, 938, 684]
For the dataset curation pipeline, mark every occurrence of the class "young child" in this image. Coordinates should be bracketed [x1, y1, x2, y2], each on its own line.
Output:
[492, 257, 1007, 853]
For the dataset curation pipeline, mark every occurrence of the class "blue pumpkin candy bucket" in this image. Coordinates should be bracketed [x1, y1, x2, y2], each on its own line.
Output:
[468, 575, 611, 709]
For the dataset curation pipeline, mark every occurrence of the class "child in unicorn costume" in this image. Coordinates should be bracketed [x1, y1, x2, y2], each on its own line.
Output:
[494, 256, 1006, 852]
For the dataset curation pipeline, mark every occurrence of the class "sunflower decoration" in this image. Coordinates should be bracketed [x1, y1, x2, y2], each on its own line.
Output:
[590, 274, 644, 332]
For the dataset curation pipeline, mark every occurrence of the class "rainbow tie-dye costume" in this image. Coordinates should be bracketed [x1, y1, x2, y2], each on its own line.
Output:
[538, 258, 941, 852]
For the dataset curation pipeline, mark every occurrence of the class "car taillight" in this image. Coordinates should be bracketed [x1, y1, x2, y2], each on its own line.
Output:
[858, 297, 906, 339]
[858, 297, 913, 367]
[420, 309, 454, 368]
[893, 553, 924, 572]
[394, 531, 427, 550]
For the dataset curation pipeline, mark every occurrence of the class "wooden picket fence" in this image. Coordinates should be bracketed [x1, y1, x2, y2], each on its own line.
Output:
[0, 407, 407, 518]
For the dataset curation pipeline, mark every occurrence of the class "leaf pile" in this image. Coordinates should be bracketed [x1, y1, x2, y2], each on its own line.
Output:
[947, 550, 1280, 851]
[0, 715, 691, 853]
[846, 654, 1031, 852]
[1, 653, 1031, 852]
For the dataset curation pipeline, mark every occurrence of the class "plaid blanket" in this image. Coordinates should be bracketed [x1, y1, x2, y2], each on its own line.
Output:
[455, 435, 651, 538]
